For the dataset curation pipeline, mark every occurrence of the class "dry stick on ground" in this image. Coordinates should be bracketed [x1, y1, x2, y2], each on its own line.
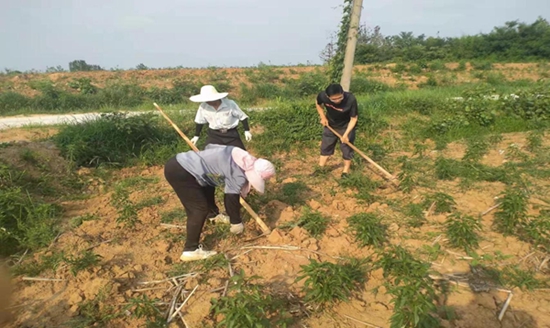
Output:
[168, 284, 199, 323]
[160, 223, 186, 229]
[481, 203, 502, 216]
[239, 245, 345, 260]
[138, 272, 200, 285]
[167, 285, 184, 321]
[153, 103, 271, 235]
[222, 254, 235, 297]
[21, 277, 65, 282]
[325, 125, 399, 187]
[342, 314, 382, 328]
[498, 292, 514, 321]
[85, 238, 113, 251]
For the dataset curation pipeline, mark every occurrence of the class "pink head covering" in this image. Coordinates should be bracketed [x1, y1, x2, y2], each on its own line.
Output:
[231, 148, 275, 195]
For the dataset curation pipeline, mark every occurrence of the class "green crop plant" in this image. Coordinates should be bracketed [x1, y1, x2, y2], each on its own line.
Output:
[445, 213, 482, 252]
[462, 138, 490, 163]
[110, 186, 140, 228]
[296, 258, 368, 308]
[422, 192, 456, 214]
[494, 187, 528, 235]
[526, 130, 544, 152]
[291, 207, 330, 238]
[397, 156, 416, 193]
[501, 266, 547, 291]
[376, 246, 432, 280]
[347, 213, 388, 248]
[63, 250, 102, 276]
[124, 294, 165, 326]
[402, 203, 426, 228]
[210, 269, 291, 327]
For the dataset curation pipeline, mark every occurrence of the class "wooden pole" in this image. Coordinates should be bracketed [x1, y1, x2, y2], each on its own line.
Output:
[325, 125, 398, 186]
[340, 0, 364, 91]
[153, 103, 271, 234]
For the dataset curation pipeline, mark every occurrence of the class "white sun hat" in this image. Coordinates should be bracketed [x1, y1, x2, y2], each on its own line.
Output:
[189, 85, 228, 103]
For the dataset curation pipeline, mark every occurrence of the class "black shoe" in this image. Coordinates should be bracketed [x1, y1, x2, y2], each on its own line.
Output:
[341, 172, 349, 178]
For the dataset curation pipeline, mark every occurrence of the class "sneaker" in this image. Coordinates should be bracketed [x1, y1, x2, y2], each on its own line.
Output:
[230, 223, 244, 234]
[310, 166, 330, 177]
[341, 172, 349, 178]
[208, 213, 230, 224]
[179, 245, 217, 262]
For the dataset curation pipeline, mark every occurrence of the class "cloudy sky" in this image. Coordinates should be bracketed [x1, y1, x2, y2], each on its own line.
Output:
[0, 0, 547, 71]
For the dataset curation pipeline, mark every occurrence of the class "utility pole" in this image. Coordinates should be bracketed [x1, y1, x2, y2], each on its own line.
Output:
[340, 0, 364, 92]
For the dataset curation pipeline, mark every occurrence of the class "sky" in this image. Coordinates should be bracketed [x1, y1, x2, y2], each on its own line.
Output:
[0, 0, 548, 71]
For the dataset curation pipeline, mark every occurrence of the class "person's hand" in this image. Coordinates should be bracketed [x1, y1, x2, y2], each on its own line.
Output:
[244, 131, 252, 142]
[320, 117, 328, 126]
[341, 134, 349, 144]
[190, 136, 199, 145]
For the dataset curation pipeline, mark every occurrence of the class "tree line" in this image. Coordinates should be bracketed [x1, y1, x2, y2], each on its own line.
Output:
[322, 17, 550, 64]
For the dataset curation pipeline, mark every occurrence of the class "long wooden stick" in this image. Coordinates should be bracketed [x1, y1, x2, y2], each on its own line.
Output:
[325, 125, 398, 186]
[153, 103, 271, 234]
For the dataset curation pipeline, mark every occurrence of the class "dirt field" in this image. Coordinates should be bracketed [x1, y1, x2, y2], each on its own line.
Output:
[2, 126, 549, 328]
[0, 63, 547, 98]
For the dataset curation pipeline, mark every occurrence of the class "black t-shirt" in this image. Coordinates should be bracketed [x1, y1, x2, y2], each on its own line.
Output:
[316, 91, 358, 128]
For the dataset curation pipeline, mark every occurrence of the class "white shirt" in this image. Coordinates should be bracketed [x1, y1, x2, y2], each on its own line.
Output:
[194, 98, 248, 130]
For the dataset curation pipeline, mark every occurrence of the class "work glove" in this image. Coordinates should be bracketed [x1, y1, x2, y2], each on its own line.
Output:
[230, 223, 244, 234]
[190, 136, 199, 145]
[244, 131, 252, 142]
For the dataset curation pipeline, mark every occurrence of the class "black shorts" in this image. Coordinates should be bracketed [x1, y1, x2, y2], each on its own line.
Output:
[320, 125, 356, 160]
[205, 128, 246, 150]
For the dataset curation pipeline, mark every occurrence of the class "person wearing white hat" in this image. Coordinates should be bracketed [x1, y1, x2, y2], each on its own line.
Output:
[189, 85, 252, 150]
[163, 144, 275, 262]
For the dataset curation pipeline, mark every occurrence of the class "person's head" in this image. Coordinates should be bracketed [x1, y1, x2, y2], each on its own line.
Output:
[325, 83, 345, 104]
[206, 100, 222, 107]
[231, 148, 276, 194]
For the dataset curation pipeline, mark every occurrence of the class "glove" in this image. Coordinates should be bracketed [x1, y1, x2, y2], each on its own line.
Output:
[190, 136, 199, 145]
[230, 223, 244, 234]
[244, 131, 252, 142]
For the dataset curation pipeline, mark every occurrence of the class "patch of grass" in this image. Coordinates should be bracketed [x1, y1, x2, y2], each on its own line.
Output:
[502, 266, 547, 291]
[64, 286, 120, 328]
[339, 169, 381, 203]
[434, 157, 507, 183]
[211, 269, 292, 327]
[136, 196, 165, 209]
[70, 214, 99, 228]
[494, 187, 528, 235]
[347, 213, 388, 248]
[160, 208, 186, 224]
[296, 258, 368, 308]
[279, 181, 309, 206]
[54, 112, 187, 168]
[445, 213, 482, 252]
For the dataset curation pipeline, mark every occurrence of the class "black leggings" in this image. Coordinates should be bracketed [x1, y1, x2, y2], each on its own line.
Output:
[164, 156, 219, 251]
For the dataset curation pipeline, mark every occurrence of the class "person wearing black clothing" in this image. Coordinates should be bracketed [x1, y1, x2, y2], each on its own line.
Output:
[315, 83, 358, 177]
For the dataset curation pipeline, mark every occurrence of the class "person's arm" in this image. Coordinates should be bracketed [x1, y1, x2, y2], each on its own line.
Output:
[195, 123, 205, 136]
[224, 193, 241, 224]
[191, 106, 208, 144]
[315, 94, 328, 126]
[231, 101, 252, 140]
[342, 96, 358, 143]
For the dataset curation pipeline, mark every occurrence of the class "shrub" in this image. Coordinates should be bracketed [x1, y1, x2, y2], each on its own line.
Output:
[54, 112, 185, 167]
